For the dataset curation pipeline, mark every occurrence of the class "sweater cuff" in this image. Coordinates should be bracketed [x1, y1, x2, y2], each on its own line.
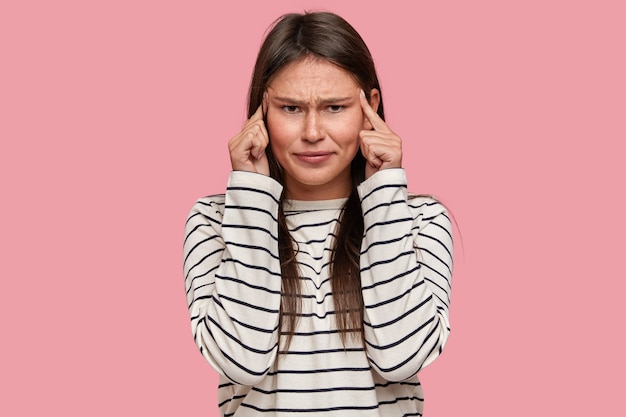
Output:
[227, 171, 283, 198]
[357, 168, 408, 207]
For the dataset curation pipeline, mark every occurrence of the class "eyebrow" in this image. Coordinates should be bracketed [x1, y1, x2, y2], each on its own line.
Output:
[272, 96, 353, 105]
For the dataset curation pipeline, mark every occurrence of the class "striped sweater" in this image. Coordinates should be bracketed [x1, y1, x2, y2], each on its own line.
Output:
[183, 169, 453, 416]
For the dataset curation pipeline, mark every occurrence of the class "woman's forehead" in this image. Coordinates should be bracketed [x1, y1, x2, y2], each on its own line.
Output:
[268, 58, 359, 99]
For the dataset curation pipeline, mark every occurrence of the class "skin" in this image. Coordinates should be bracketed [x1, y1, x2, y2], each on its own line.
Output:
[228, 57, 403, 200]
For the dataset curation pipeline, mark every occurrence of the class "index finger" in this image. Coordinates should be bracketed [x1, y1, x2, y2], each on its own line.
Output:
[251, 103, 264, 120]
[359, 89, 391, 133]
[245, 101, 265, 127]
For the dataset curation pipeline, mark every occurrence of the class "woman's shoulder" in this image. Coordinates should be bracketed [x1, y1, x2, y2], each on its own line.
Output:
[406, 193, 450, 221]
[187, 194, 227, 219]
[196, 194, 226, 205]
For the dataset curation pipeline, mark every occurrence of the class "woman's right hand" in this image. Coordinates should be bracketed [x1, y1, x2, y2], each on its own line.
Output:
[228, 98, 270, 176]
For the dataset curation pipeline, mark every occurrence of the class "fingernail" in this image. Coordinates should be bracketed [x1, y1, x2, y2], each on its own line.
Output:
[360, 89, 365, 97]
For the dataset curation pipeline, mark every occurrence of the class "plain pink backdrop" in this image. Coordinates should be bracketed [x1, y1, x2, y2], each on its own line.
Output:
[1, 0, 624, 415]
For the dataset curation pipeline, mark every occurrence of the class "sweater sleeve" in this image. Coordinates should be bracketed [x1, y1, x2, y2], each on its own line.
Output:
[183, 171, 284, 385]
[357, 169, 453, 381]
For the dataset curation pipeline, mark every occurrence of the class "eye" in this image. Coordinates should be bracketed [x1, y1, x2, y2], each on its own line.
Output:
[327, 105, 344, 113]
[282, 105, 299, 114]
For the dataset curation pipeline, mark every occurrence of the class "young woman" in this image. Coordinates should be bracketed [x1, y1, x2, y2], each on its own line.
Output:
[183, 11, 453, 416]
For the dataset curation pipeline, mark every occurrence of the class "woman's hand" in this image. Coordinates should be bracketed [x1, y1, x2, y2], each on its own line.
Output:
[228, 95, 270, 176]
[359, 89, 403, 180]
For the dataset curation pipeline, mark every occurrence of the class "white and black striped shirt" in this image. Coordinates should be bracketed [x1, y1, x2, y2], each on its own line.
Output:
[184, 169, 453, 416]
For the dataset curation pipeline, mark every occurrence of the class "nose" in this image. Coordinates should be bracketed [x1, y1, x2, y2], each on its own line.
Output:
[303, 111, 324, 142]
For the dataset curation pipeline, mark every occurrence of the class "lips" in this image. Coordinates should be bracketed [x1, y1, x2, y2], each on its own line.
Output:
[294, 152, 333, 164]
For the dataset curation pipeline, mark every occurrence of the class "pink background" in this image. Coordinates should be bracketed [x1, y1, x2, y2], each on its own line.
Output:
[1, 0, 624, 415]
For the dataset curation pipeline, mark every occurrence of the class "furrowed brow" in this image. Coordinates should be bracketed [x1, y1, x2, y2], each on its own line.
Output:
[319, 97, 352, 105]
[273, 96, 352, 105]
[272, 96, 306, 105]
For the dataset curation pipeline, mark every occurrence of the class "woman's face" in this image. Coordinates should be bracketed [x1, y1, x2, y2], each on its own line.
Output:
[266, 57, 379, 200]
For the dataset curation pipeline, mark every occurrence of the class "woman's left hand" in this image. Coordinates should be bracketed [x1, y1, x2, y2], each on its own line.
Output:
[359, 89, 403, 180]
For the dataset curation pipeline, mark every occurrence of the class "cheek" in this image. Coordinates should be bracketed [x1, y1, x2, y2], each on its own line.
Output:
[266, 115, 291, 151]
[330, 114, 364, 145]
[268, 138, 287, 166]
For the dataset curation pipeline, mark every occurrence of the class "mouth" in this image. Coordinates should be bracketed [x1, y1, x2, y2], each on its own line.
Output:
[294, 152, 333, 164]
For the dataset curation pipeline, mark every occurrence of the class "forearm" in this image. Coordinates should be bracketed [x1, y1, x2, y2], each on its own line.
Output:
[358, 169, 453, 381]
[184, 171, 284, 384]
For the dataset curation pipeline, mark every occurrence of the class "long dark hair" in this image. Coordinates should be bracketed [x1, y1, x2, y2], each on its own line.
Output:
[247, 12, 385, 348]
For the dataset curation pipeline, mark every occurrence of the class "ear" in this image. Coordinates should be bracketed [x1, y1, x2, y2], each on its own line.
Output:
[363, 88, 381, 130]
